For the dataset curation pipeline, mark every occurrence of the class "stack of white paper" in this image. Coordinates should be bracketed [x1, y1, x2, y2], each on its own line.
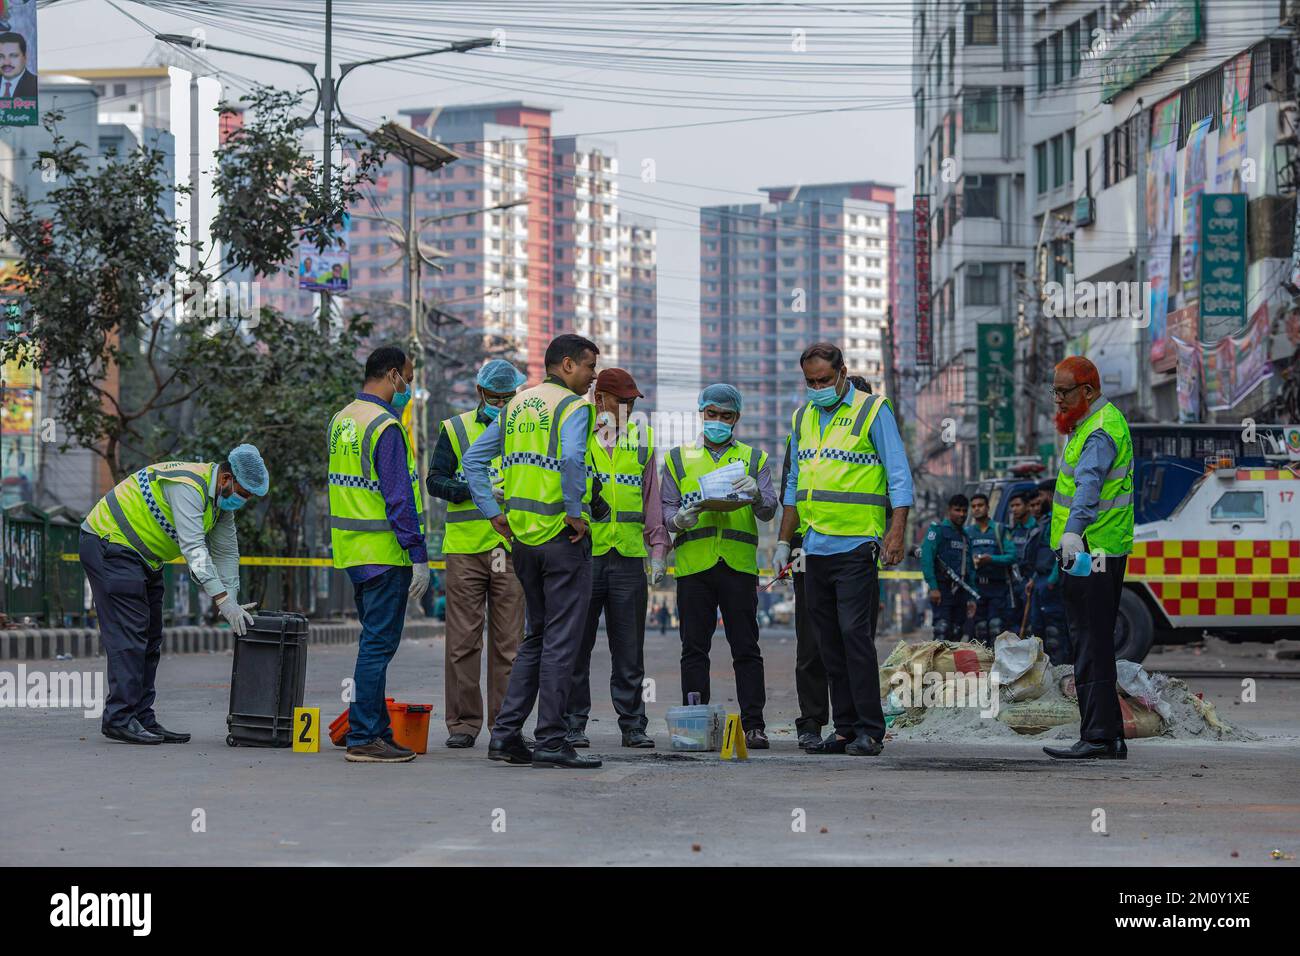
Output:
[697, 461, 745, 499]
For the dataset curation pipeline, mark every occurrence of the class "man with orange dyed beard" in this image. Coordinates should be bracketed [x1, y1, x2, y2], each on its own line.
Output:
[1042, 356, 1135, 761]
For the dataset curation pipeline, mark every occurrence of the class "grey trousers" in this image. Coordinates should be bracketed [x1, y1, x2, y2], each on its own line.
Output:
[491, 530, 593, 751]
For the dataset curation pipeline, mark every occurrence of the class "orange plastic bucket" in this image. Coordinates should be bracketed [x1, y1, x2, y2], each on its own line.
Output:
[328, 698, 433, 753]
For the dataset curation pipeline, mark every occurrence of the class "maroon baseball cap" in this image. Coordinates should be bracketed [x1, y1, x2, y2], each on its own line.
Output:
[595, 368, 644, 400]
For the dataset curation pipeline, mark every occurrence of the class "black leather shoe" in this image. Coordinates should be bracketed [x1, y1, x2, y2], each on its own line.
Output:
[445, 733, 475, 749]
[845, 733, 883, 756]
[806, 734, 850, 755]
[522, 735, 536, 749]
[141, 723, 190, 743]
[797, 730, 822, 749]
[1044, 738, 1128, 760]
[566, 731, 590, 749]
[487, 736, 533, 765]
[532, 745, 603, 769]
[745, 728, 770, 750]
[102, 718, 164, 745]
[622, 730, 655, 748]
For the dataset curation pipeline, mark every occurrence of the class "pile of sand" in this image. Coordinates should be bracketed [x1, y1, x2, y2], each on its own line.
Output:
[888, 660, 1258, 742]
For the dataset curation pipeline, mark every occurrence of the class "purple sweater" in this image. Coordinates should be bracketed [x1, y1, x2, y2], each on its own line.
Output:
[346, 392, 429, 585]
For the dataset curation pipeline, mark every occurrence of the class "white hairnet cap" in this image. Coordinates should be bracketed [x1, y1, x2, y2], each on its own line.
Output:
[228, 443, 269, 496]
[477, 359, 526, 392]
[698, 383, 742, 413]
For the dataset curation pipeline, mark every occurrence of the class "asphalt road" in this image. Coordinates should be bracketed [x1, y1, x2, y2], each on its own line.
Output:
[2, 624, 1298, 866]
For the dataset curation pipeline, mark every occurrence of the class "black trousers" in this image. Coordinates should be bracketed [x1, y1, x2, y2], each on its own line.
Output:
[565, 551, 649, 735]
[492, 530, 593, 751]
[806, 542, 885, 742]
[792, 570, 828, 735]
[79, 530, 166, 731]
[677, 561, 765, 731]
[1062, 554, 1127, 742]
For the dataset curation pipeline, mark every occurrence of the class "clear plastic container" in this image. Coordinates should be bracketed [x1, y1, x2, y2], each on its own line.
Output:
[666, 703, 728, 751]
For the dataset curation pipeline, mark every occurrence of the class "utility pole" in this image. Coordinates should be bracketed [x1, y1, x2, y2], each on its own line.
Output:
[319, 0, 333, 331]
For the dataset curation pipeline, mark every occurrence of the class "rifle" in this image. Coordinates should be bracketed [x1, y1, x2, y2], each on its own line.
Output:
[912, 546, 981, 601]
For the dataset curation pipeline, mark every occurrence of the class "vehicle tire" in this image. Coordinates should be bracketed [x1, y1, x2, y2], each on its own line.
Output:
[1113, 588, 1154, 663]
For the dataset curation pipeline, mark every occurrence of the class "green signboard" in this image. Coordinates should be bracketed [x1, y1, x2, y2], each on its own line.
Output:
[1199, 192, 1247, 342]
[976, 323, 1016, 473]
[1096, 0, 1202, 103]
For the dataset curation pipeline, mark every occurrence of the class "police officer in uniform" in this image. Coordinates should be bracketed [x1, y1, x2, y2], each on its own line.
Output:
[463, 334, 603, 770]
[920, 494, 975, 641]
[1004, 492, 1037, 631]
[965, 492, 1013, 645]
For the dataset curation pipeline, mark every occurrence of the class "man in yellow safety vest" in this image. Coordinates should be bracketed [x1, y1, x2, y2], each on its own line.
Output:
[661, 383, 778, 750]
[427, 359, 528, 750]
[1043, 355, 1135, 761]
[328, 346, 430, 764]
[81, 444, 269, 744]
[462, 334, 603, 769]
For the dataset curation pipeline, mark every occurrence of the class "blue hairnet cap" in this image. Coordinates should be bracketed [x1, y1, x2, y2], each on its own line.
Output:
[698, 383, 742, 413]
[228, 443, 269, 496]
[477, 359, 526, 393]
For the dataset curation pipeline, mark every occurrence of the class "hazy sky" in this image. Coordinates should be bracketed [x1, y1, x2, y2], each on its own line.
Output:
[40, 0, 916, 412]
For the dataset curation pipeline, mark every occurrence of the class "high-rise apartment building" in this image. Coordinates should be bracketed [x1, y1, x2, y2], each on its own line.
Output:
[699, 181, 896, 465]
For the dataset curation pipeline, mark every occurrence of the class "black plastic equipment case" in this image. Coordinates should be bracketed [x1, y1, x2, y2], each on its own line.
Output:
[225, 610, 309, 748]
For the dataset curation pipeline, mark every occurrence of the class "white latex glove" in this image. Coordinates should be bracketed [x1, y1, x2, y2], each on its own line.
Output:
[491, 477, 505, 505]
[672, 501, 702, 531]
[1058, 532, 1085, 568]
[216, 593, 253, 636]
[409, 561, 430, 603]
[772, 540, 792, 577]
[650, 556, 666, 586]
[732, 474, 760, 500]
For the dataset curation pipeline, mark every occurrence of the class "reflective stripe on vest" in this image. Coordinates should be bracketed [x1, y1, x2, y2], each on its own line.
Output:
[667, 440, 765, 577]
[328, 399, 425, 568]
[442, 410, 509, 554]
[1050, 398, 1135, 555]
[500, 382, 594, 546]
[84, 461, 217, 569]
[589, 421, 652, 558]
[792, 390, 889, 538]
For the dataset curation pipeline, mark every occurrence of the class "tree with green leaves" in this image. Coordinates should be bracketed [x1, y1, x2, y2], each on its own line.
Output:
[180, 307, 373, 610]
[0, 86, 384, 483]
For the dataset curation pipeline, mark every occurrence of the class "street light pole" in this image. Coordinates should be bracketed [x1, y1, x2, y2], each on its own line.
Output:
[153, 30, 493, 333]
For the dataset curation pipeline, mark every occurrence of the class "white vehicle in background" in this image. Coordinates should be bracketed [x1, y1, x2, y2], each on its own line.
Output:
[1116, 455, 1300, 661]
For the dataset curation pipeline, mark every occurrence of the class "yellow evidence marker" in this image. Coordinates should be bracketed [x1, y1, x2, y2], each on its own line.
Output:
[293, 706, 321, 753]
[719, 713, 749, 761]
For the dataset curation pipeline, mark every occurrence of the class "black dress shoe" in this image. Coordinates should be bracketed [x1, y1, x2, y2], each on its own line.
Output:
[806, 734, 850, 754]
[745, 728, 769, 750]
[621, 730, 655, 748]
[102, 717, 163, 745]
[487, 736, 533, 765]
[565, 731, 590, 749]
[796, 730, 822, 749]
[1044, 738, 1128, 760]
[532, 745, 602, 769]
[140, 723, 191, 744]
[445, 733, 475, 749]
[845, 733, 883, 757]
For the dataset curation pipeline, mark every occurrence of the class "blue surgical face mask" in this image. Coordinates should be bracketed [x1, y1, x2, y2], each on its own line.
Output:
[218, 488, 248, 512]
[390, 372, 412, 410]
[482, 402, 502, 421]
[702, 420, 733, 444]
[806, 372, 845, 408]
